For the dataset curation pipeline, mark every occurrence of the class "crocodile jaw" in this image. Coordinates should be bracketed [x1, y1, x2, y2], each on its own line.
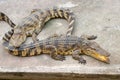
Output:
[83, 49, 110, 64]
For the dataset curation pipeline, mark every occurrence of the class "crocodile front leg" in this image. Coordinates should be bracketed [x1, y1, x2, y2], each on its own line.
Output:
[32, 25, 43, 43]
[72, 50, 86, 64]
[32, 32, 40, 42]
[45, 45, 65, 61]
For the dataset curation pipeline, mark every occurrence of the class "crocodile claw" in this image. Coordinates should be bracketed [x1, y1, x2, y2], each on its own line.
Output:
[56, 55, 66, 61]
[79, 59, 86, 64]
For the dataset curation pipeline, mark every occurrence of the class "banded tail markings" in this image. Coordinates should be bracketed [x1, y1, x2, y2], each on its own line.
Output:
[46, 7, 75, 36]
[0, 12, 16, 28]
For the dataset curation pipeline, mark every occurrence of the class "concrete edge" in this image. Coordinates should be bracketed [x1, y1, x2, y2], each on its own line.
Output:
[0, 72, 119, 79]
[0, 65, 120, 74]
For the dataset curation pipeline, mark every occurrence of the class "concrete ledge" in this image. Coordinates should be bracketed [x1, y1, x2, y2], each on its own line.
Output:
[0, 66, 119, 79]
[0, 0, 120, 79]
[0, 66, 120, 74]
[0, 72, 119, 80]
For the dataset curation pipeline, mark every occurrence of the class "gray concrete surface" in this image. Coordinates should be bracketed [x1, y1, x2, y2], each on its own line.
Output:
[0, 0, 120, 79]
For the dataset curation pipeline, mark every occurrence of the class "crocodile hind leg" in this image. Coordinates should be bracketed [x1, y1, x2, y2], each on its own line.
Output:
[31, 9, 42, 13]
[47, 34, 63, 39]
[45, 45, 65, 61]
[72, 50, 86, 64]
[81, 34, 97, 40]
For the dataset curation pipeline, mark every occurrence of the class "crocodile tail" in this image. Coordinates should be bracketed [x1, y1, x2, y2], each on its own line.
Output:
[2, 29, 14, 42]
[46, 7, 75, 36]
[65, 9, 75, 36]
[2, 29, 41, 57]
[0, 12, 16, 28]
[2, 29, 13, 51]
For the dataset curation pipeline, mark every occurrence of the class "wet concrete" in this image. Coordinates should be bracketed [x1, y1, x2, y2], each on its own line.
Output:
[0, 0, 120, 79]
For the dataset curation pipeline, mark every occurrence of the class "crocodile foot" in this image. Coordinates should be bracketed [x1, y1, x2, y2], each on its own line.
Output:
[79, 58, 86, 64]
[53, 55, 66, 61]
[81, 34, 97, 40]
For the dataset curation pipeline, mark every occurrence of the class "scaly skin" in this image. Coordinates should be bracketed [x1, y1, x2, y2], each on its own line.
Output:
[1, 7, 75, 47]
[0, 12, 16, 28]
[3, 32, 110, 64]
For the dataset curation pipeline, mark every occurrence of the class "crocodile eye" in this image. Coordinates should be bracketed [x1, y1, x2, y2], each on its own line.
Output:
[87, 47, 96, 51]
[91, 47, 96, 50]
[91, 42, 100, 48]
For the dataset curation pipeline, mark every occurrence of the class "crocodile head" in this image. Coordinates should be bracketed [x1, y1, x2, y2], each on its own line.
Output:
[9, 27, 26, 47]
[81, 40, 110, 63]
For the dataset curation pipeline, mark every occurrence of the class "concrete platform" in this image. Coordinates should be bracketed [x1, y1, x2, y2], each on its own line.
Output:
[0, 0, 120, 79]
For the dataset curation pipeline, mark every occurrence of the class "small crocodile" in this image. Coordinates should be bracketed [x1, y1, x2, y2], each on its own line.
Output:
[1, 7, 75, 47]
[3, 31, 110, 64]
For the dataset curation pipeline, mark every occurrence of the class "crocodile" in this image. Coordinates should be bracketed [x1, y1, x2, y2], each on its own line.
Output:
[1, 7, 75, 47]
[3, 31, 110, 64]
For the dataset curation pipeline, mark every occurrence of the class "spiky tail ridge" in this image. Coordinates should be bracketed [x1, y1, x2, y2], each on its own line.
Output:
[46, 7, 75, 36]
